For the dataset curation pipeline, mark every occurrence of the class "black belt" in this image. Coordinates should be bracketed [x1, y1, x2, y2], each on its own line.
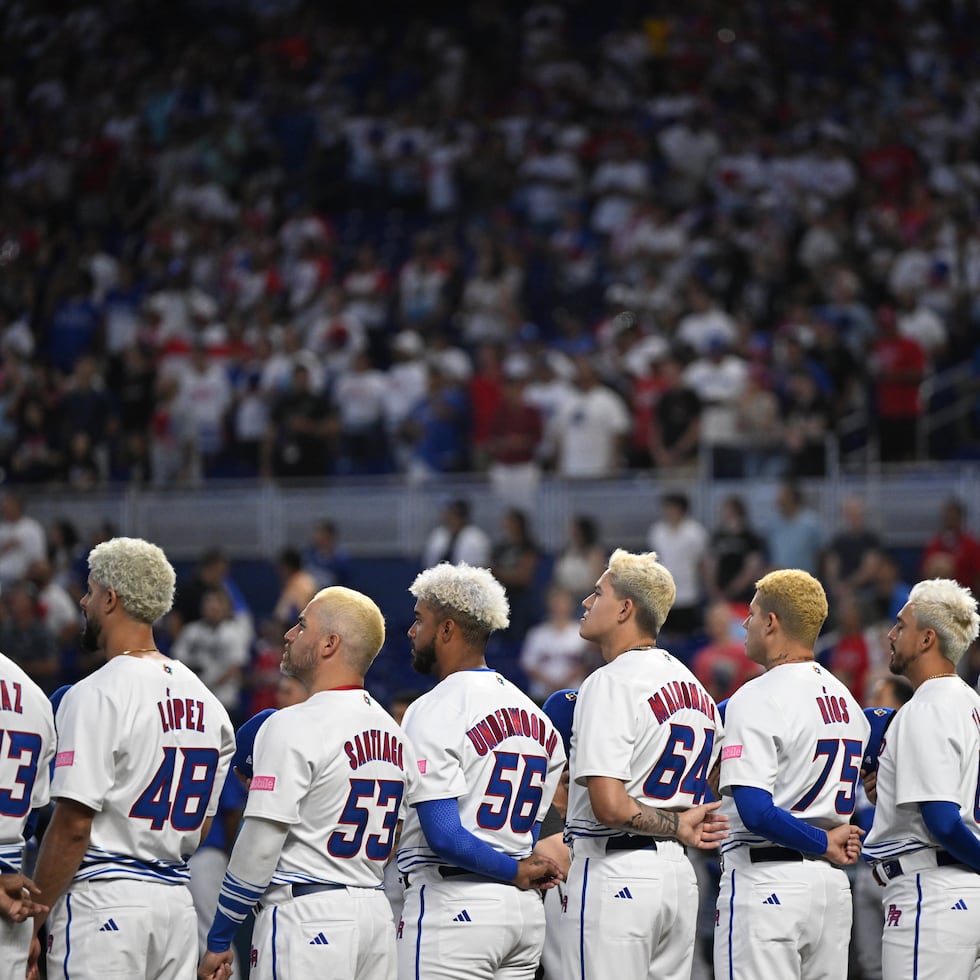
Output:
[438, 866, 496, 881]
[872, 850, 965, 885]
[291, 883, 346, 898]
[605, 835, 658, 853]
[749, 846, 806, 863]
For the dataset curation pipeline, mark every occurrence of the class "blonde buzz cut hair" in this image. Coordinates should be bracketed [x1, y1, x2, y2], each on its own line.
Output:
[755, 569, 828, 647]
[409, 563, 510, 644]
[907, 578, 980, 666]
[606, 548, 676, 637]
[88, 537, 176, 624]
[313, 586, 386, 673]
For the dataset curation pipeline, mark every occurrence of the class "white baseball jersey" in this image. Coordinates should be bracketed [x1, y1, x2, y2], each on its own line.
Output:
[719, 662, 870, 851]
[566, 647, 722, 843]
[397, 669, 565, 874]
[864, 675, 980, 860]
[0, 652, 55, 873]
[51, 656, 234, 883]
[247, 688, 419, 888]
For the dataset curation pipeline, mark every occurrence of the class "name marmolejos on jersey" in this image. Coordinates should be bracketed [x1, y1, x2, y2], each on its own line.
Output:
[647, 680, 716, 724]
[464, 707, 560, 758]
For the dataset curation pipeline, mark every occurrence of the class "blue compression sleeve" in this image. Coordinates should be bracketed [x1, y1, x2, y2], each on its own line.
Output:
[921, 800, 980, 872]
[532, 821, 541, 846]
[416, 799, 519, 883]
[732, 786, 829, 856]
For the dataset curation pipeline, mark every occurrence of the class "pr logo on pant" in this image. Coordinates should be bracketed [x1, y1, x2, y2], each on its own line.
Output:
[250, 947, 258, 967]
[886, 905, 903, 927]
[397, 917, 404, 939]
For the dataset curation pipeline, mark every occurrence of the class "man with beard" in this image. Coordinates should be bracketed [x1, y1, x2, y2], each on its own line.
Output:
[395, 563, 566, 980]
[863, 579, 980, 980]
[29, 537, 236, 980]
[198, 586, 419, 980]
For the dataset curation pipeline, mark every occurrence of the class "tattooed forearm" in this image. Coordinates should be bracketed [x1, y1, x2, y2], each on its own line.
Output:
[624, 803, 680, 839]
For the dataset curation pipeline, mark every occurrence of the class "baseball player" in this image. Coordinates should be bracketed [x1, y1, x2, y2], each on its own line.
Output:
[538, 689, 576, 980]
[0, 649, 55, 979]
[30, 537, 236, 980]
[863, 578, 980, 980]
[199, 586, 418, 980]
[396, 563, 566, 980]
[714, 569, 869, 980]
[561, 549, 727, 980]
[851, 675, 912, 980]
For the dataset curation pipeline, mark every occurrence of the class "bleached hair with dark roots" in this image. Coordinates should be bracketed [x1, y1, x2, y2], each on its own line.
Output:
[908, 578, 980, 666]
[410, 562, 510, 632]
[88, 537, 176, 624]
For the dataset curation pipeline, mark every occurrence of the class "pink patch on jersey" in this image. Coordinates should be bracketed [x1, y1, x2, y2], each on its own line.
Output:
[55, 751, 74, 768]
[417, 760, 427, 774]
[721, 745, 743, 760]
[250, 775, 276, 791]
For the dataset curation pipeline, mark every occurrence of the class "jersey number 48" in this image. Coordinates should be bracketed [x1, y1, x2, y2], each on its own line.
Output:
[130, 747, 220, 831]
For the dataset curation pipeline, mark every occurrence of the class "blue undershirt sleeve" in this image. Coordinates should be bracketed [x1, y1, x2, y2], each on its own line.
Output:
[732, 785, 829, 856]
[416, 798, 519, 883]
[920, 800, 980, 872]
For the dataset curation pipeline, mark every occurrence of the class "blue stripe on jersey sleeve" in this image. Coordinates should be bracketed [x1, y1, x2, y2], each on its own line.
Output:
[207, 870, 265, 952]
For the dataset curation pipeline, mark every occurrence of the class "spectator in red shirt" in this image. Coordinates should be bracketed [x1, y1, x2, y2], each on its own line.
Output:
[691, 601, 762, 704]
[921, 496, 980, 595]
[871, 304, 926, 462]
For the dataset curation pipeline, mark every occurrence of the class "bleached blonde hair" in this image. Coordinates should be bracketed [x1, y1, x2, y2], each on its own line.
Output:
[410, 562, 510, 643]
[88, 537, 176, 624]
[907, 578, 980, 666]
[312, 586, 386, 672]
[606, 548, 676, 636]
[755, 569, 828, 647]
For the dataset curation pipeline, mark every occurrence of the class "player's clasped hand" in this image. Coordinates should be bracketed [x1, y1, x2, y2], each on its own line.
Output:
[0, 873, 47, 923]
[824, 823, 865, 866]
[677, 799, 729, 849]
[198, 950, 234, 980]
[514, 852, 565, 891]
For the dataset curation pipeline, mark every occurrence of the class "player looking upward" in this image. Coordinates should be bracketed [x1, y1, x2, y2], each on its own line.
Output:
[30, 537, 235, 980]
[561, 548, 727, 980]
[396, 562, 566, 980]
[199, 586, 417, 980]
[863, 578, 980, 980]
[714, 568, 868, 980]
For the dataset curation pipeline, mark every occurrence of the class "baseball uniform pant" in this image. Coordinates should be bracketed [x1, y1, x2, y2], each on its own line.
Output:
[851, 861, 883, 980]
[0, 914, 31, 980]
[878, 866, 980, 980]
[560, 838, 697, 980]
[251, 884, 395, 980]
[714, 848, 852, 980]
[396, 867, 545, 980]
[46, 878, 197, 980]
[539, 880, 566, 980]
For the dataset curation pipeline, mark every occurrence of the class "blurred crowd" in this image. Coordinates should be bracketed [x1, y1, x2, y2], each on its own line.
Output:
[5, 481, 980, 730]
[2, 0, 980, 489]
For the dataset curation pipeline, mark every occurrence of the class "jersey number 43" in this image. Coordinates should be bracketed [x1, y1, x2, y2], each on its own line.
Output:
[0, 729, 43, 818]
